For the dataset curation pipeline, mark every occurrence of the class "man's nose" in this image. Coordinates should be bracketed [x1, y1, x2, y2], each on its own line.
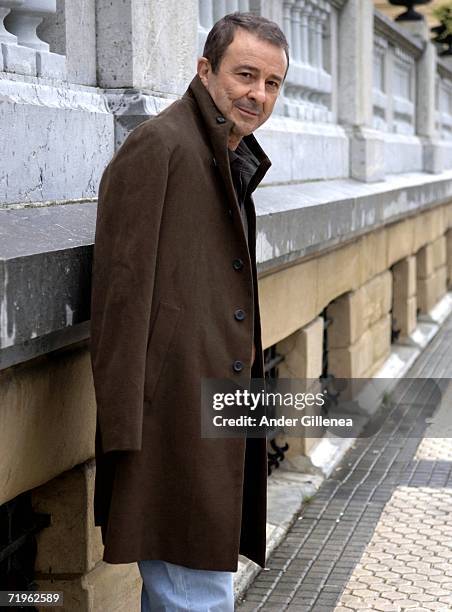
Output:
[249, 80, 266, 105]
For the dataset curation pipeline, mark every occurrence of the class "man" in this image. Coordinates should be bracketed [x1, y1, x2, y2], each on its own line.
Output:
[90, 12, 289, 611]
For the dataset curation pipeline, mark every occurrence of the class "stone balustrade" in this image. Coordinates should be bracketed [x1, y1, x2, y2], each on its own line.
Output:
[436, 62, 452, 141]
[198, 0, 250, 54]
[373, 15, 419, 136]
[0, 0, 65, 78]
[281, 0, 334, 122]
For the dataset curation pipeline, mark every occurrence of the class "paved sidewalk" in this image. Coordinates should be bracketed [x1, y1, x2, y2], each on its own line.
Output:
[237, 316, 452, 612]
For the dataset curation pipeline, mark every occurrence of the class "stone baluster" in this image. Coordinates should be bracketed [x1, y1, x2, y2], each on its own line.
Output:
[238, 0, 249, 10]
[0, 0, 22, 44]
[307, 1, 317, 68]
[226, 0, 239, 12]
[282, 1, 293, 50]
[2, 0, 65, 79]
[291, 1, 302, 63]
[300, 1, 311, 66]
[4, 0, 55, 51]
[213, 0, 226, 21]
[312, 5, 322, 70]
[199, 0, 213, 29]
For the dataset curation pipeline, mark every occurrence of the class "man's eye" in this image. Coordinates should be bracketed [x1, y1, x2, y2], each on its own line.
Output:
[267, 81, 280, 90]
[240, 72, 252, 78]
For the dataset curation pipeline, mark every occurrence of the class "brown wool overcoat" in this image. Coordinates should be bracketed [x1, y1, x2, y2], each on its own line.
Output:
[90, 74, 272, 571]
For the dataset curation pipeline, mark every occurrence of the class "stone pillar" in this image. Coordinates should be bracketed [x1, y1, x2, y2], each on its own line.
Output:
[392, 256, 417, 340]
[432, 235, 447, 303]
[337, 0, 384, 182]
[327, 271, 392, 377]
[447, 229, 452, 290]
[417, 242, 440, 314]
[32, 461, 141, 612]
[276, 316, 324, 456]
[416, 41, 444, 174]
[38, 0, 96, 85]
[95, 0, 198, 95]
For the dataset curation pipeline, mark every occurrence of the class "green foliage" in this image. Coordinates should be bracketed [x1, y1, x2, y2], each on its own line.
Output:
[433, 2, 452, 38]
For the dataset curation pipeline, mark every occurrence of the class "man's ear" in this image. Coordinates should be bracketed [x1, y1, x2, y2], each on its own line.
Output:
[197, 57, 211, 87]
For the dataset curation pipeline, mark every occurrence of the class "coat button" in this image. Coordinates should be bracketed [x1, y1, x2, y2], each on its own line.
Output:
[216, 116, 226, 124]
[228, 209, 233, 217]
[232, 258, 244, 271]
[234, 309, 246, 321]
[232, 360, 244, 373]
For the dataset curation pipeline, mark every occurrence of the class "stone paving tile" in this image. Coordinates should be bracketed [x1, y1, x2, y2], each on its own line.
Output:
[237, 315, 452, 611]
[335, 489, 452, 609]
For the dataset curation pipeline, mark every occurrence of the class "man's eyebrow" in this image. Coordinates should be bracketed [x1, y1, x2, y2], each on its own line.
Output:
[235, 65, 284, 83]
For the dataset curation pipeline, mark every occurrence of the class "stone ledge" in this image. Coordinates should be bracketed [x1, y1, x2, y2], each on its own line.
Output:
[2, 171, 452, 368]
[255, 170, 452, 271]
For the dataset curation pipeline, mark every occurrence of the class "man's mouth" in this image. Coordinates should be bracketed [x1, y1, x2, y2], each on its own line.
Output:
[235, 105, 259, 118]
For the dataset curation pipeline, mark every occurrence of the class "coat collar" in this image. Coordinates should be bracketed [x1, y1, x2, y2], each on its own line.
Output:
[183, 75, 272, 203]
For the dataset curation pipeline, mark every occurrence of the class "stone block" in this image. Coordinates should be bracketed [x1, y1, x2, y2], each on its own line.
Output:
[361, 270, 393, 327]
[432, 206, 446, 240]
[327, 290, 363, 349]
[36, 561, 141, 612]
[316, 241, 361, 313]
[276, 380, 325, 459]
[370, 314, 391, 364]
[259, 259, 318, 349]
[446, 202, 452, 230]
[38, 0, 96, 85]
[417, 274, 437, 314]
[392, 295, 417, 338]
[392, 256, 416, 301]
[387, 219, 415, 268]
[447, 229, 452, 260]
[37, 50, 66, 80]
[435, 265, 447, 302]
[384, 134, 423, 175]
[327, 270, 392, 350]
[328, 329, 373, 378]
[277, 317, 324, 379]
[432, 236, 447, 269]
[32, 461, 103, 575]
[258, 121, 349, 184]
[364, 349, 391, 378]
[417, 244, 435, 279]
[423, 139, 444, 174]
[96, 0, 197, 94]
[2, 42, 36, 76]
[413, 210, 436, 252]
[0, 346, 96, 506]
[349, 127, 385, 182]
[359, 228, 388, 283]
[0, 81, 113, 205]
[447, 230, 452, 288]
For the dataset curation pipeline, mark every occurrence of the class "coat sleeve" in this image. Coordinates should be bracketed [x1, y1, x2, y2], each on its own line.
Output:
[90, 123, 169, 453]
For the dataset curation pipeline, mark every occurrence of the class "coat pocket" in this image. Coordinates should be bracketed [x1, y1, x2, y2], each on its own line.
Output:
[143, 300, 182, 403]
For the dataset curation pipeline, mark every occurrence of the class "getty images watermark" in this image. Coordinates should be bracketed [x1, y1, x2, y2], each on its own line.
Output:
[201, 378, 445, 439]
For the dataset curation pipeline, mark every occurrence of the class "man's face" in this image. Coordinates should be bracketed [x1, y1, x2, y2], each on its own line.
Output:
[198, 28, 287, 149]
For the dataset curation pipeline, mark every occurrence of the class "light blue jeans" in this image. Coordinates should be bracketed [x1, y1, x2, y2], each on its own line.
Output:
[137, 560, 234, 612]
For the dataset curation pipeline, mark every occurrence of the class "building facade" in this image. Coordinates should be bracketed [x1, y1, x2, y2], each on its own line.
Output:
[1, 0, 452, 609]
